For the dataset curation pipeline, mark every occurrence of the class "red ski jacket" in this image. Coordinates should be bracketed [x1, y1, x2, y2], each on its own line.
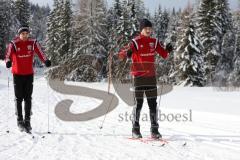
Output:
[119, 34, 169, 77]
[5, 37, 47, 75]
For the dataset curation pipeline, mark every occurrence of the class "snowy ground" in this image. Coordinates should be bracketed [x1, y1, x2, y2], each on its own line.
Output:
[0, 60, 240, 160]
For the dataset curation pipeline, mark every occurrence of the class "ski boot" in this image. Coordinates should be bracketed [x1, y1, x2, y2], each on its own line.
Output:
[24, 120, 32, 133]
[151, 127, 162, 139]
[132, 127, 142, 139]
[17, 120, 25, 132]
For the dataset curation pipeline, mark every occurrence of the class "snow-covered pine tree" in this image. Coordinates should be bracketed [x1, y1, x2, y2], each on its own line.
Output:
[46, 0, 72, 65]
[165, 8, 182, 46]
[72, 0, 108, 57]
[154, 7, 170, 83]
[127, 0, 139, 37]
[213, 31, 235, 86]
[228, 11, 240, 87]
[134, 0, 145, 20]
[71, 0, 88, 57]
[55, 0, 72, 62]
[106, 8, 116, 52]
[212, 0, 234, 87]
[29, 4, 50, 67]
[114, 0, 122, 17]
[15, 0, 30, 26]
[173, 9, 206, 86]
[145, 9, 151, 20]
[160, 9, 169, 41]
[154, 5, 162, 41]
[108, 0, 123, 50]
[154, 6, 170, 83]
[154, 6, 169, 42]
[161, 8, 181, 84]
[0, 0, 13, 59]
[46, 0, 61, 65]
[30, 4, 50, 44]
[115, 0, 135, 48]
[215, 0, 233, 53]
[196, 0, 219, 83]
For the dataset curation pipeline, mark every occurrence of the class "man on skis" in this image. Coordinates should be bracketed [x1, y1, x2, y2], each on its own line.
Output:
[119, 19, 173, 139]
[5, 25, 51, 133]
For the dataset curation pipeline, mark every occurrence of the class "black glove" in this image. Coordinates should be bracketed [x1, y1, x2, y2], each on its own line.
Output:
[6, 60, 12, 68]
[44, 60, 51, 67]
[127, 49, 133, 58]
[166, 43, 174, 53]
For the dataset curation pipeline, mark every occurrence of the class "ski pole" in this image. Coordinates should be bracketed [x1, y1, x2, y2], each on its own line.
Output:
[107, 35, 125, 94]
[157, 82, 164, 119]
[108, 51, 113, 94]
[99, 59, 130, 129]
[45, 68, 51, 134]
[47, 78, 50, 134]
[6, 69, 10, 133]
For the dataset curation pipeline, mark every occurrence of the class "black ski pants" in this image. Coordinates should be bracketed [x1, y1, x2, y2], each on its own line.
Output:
[13, 74, 33, 121]
[132, 76, 159, 129]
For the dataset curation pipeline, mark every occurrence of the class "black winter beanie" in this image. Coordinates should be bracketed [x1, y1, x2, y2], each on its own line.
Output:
[139, 19, 152, 31]
[18, 25, 30, 34]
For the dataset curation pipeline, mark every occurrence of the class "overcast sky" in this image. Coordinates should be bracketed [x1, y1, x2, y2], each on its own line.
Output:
[30, 0, 239, 13]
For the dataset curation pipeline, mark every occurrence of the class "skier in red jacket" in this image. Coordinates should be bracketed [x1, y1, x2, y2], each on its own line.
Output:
[119, 19, 173, 139]
[5, 25, 51, 133]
